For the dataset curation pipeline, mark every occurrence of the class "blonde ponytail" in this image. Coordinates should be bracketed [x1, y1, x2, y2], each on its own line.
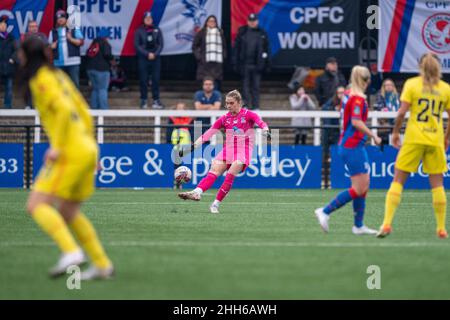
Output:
[349, 65, 371, 97]
[419, 53, 441, 93]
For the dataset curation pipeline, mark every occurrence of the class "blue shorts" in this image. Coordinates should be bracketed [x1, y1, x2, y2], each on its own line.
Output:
[339, 146, 370, 176]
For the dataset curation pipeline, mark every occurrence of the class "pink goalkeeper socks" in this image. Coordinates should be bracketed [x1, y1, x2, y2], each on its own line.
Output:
[216, 173, 236, 202]
[197, 172, 218, 192]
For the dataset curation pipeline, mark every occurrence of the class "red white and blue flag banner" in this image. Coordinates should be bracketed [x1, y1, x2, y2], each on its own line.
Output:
[379, 0, 450, 73]
[0, 0, 55, 39]
[68, 0, 222, 56]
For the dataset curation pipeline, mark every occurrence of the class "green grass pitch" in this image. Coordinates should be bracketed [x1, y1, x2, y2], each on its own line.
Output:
[1, 188, 450, 299]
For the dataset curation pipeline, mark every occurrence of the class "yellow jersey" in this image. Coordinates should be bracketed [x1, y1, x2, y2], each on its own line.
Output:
[400, 76, 450, 147]
[30, 66, 97, 158]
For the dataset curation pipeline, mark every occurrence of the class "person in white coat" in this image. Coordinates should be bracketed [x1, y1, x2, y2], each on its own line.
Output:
[290, 86, 316, 145]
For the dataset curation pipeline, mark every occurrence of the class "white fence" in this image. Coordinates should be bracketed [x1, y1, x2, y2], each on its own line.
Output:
[0, 109, 411, 145]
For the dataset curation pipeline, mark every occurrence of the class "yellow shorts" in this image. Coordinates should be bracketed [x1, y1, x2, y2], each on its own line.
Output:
[395, 143, 448, 174]
[33, 153, 97, 202]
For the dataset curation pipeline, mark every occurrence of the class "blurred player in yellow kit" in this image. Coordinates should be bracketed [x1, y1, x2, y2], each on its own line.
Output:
[18, 37, 114, 279]
[378, 53, 450, 239]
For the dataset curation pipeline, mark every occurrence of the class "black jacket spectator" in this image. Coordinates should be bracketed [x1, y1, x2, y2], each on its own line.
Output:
[0, 32, 16, 77]
[232, 25, 270, 72]
[134, 13, 164, 109]
[134, 25, 163, 59]
[85, 37, 113, 72]
[315, 70, 347, 107]
[232, 14, 271, 110]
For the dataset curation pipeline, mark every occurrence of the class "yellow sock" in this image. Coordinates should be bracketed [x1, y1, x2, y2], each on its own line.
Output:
[383, 182, 403, 227]
[432, 186, 447, 232]
[70, 213, 111, 269]
[32, 203, 79, 253]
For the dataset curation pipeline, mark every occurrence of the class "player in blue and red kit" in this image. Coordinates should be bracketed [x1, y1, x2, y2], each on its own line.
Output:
[315, 66, 382, 235]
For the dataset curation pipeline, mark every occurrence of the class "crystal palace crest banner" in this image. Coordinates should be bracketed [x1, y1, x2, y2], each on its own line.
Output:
[68, 0, 222, 56]
[379, 0, 450, 73]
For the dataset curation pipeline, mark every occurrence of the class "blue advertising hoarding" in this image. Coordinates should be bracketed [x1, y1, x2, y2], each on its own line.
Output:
[0, 144, 24, 188]
[331, 145, 450, 189]
[32, 143, 322, 189]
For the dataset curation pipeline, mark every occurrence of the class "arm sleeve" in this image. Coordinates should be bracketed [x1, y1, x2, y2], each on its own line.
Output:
[201, 117, 223, 142]
[290, 95, 302, 109]
[221, 30, 227, 60]
[339, 72, 347, 87]
[194, 91, 202, 103]
[51, 99, 72, 151]
[32, 74, 72, 151]
[400, 80, 413, 104]
[102, 41, 113, 61]
[74, 28, 84, 40]
[10, 38, 19, 63]
[72, 28, 84, 46]
[314, 77, 323, 105]
[375, 93, 386, 110]
[155, 29, 164, 56]
[232, 29, 242, 66]
[134, 29, 149, 57]
[248, 110, 268, 129]
[306, 96, 316, 110]
[212, 91, 222, 103]
[350, 98, 364, 120]
[192, 32, 203, 61]
[446, 85, 450, 110]
[73, 91, 95, 139]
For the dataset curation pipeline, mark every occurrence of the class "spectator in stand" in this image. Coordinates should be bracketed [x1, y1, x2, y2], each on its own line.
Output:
[0, 15, 17, 109]
[85, 29, 113, 110]
[322, 86, 346, 148]
[194, 77, 221, 133]
[109, 56, 128, 92]
[167, 102, 193, 145]
[192, 15, 226, 91]
[49, 9, 84, 88]
[290, 86, 316, 145]
[21, 20, 48, 109]
[22, 20, 48, 44]
[374, 78, 400, 145]
[134, 11, 164, 109]
[314, 57, 347, 107]
[369, 63, 383, 95]
[232, 13, 270, 110]
[375, 78, 400, 112]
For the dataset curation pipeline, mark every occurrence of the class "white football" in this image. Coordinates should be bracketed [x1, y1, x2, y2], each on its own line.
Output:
[174, 166, 192, 184]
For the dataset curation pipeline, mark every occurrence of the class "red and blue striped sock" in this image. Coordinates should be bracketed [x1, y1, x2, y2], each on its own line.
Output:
[323, 188, 358, 215]
[353, 193, 367, 228]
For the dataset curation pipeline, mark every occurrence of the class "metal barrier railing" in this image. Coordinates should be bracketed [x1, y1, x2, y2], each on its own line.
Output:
[0, 109, 410, 146]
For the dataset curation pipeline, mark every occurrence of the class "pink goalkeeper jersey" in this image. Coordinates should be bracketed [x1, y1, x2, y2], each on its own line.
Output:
[201, 108, 268, 165]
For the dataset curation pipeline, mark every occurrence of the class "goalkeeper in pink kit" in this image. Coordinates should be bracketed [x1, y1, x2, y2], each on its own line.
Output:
[178, 90, 270, 213]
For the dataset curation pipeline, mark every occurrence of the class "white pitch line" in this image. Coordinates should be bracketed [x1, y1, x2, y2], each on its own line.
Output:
[1, 240, 449, 248]
[0, 200, 436, 206]
[76, 202, 438, 206]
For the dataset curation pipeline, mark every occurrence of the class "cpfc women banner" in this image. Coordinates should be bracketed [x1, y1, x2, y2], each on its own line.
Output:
[0, 0, 55, 39]
[69, 0, 222, 56]
[231, 0, 359, 68]
[379, 0, 450, 73]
